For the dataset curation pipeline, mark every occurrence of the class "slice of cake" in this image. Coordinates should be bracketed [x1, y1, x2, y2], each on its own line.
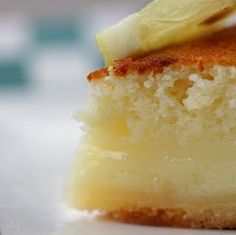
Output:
[67, 25, 236, 229]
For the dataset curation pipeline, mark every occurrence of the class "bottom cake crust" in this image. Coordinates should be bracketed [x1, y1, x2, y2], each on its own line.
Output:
[106, 208, 236, 229]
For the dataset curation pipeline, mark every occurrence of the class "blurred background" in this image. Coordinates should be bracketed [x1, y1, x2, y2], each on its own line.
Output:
[0, 1, 149, 235]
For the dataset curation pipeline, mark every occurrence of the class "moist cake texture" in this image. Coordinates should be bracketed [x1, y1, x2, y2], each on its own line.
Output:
[68, 26, 236, 228]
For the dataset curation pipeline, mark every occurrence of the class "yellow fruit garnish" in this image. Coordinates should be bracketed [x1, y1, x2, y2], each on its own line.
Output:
[96, 0, 236, 65]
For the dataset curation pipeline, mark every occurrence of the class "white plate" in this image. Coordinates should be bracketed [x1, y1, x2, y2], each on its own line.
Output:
[53, 219, 234, 235]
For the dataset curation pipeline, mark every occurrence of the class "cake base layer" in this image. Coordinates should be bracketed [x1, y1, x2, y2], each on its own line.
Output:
[107, 207, 236, 229]
[67, 141, 236, 224]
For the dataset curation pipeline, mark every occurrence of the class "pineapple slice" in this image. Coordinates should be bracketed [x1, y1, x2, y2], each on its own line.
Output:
[97, 0, 236, 65]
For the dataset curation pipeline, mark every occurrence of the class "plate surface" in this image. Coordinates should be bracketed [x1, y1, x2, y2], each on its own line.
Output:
[53, 219, 234, 235]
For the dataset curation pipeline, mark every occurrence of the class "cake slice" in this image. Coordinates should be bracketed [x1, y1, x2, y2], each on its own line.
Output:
[67, 25, 236, 228]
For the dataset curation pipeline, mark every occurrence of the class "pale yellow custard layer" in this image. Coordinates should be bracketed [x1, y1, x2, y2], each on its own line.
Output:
[68, 139, 236, 211]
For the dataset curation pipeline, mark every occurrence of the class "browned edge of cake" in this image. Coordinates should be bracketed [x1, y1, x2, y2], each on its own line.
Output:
[105, 208, 236, 229]
[88, 25, 236, 81]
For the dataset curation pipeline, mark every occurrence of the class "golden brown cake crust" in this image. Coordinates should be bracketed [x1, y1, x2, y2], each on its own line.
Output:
[106, 208, 236, 229]
[88, 25, 236, 81]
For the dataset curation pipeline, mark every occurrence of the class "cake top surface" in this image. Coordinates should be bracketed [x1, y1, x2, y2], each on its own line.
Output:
[88, 25, 236, 81]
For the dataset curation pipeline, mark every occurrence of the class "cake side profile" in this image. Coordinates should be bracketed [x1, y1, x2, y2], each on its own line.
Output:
[67, 26, 236, 229]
